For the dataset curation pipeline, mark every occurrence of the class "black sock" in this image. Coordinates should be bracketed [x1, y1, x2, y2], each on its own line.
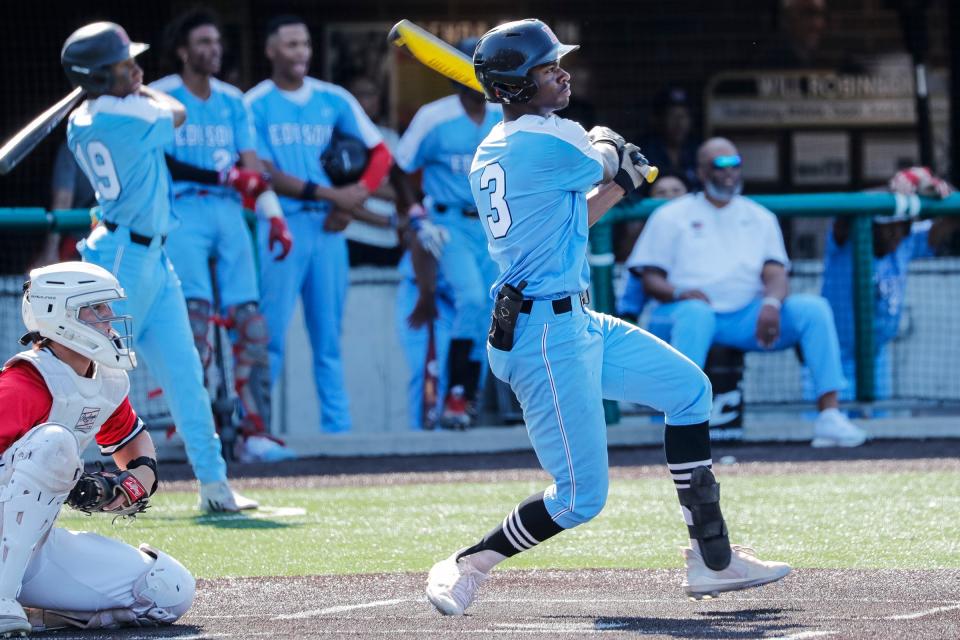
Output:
[664, 421, 713, 488]
[458, 491, 564, 559]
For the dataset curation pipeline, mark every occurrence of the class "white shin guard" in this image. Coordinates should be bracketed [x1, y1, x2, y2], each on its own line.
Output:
[0, 423, 81, 600]
[27, 544, 195, 631]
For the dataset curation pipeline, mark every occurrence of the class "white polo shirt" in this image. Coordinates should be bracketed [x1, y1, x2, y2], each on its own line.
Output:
[626, 193, 790, 313]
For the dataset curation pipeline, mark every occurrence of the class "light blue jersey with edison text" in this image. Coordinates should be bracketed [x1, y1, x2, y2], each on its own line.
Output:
[150, 75, 255, 198]
[67, 94, 175, 237]
[243, 78, 382, 215]
[396, 95, 501, 209]
[469, 114, 604, 300]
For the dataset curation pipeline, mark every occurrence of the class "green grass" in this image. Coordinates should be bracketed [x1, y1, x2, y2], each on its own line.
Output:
[56, 471, 960, 579]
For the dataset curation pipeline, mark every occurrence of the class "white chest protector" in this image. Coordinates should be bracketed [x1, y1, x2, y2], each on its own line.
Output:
[3, 349, 130, 453]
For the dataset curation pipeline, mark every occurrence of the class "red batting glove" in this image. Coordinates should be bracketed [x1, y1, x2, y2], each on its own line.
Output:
[889, 167, 953, 199]
[268, 216, 293, 261]
[221, 167, 271, 209]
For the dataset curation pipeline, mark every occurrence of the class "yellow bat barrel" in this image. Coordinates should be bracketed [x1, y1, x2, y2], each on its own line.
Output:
[388, 20, 484, 94]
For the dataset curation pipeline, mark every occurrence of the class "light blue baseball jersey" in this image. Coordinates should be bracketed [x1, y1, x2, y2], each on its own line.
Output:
[67, 94, 175, 237]
[243, 78, 382, 215]
[395, 95, 501, 208]
[470, 114, 604, 300]
[822, 225, 933, 353]
[149, 75, 255, 197]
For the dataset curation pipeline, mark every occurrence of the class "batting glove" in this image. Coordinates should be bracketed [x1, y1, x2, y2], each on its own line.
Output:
[587, 125, 626, 153]
[408, 204, 449, 260]
[889, 167, 952, 199]
[221, 166, 272, 209]
[614, 144, 649, 195]
[268, 217, 293, 261]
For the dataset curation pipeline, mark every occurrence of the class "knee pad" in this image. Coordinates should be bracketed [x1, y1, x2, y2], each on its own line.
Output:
[130, 544, 196, 624]
[230, 303, 271, 431]
[4, 423, 82, 495]
[186, 298, 213, 369]
[677, 466, 731, 571]
[230, 302, 269, 367]
[22, 546, 195, 631]
[0, 424, 81, 599]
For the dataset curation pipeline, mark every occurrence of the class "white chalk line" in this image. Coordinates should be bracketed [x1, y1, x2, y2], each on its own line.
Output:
[274, 597, 408, 620]
[883, 602, 960, 620]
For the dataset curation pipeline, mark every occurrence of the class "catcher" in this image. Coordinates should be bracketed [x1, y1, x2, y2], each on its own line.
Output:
[0, 262, 194, 637]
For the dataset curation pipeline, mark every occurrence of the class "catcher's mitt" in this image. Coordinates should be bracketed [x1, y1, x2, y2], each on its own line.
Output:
[66, 468, 149, 518]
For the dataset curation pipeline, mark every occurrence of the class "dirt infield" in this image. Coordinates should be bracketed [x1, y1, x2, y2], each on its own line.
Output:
[53, 439, 959, 639]
[34, 568, 960, 639]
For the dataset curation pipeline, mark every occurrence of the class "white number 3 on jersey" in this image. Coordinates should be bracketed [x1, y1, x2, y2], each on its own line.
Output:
[480, 162, 512, 239]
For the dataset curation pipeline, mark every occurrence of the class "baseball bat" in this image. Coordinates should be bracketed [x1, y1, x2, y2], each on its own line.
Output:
[387, 20, 657, 184]
[387, 20, 484, 94]
[0, 86, 85, 175]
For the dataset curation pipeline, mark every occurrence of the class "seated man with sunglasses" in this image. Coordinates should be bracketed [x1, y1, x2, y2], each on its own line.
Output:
[627, 137, 867, 448]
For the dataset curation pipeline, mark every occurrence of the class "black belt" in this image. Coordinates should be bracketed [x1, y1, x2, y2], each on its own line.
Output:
[520, 292, 589, 315]
[103, 221, 166, 246]
[433, 203, 479, 217]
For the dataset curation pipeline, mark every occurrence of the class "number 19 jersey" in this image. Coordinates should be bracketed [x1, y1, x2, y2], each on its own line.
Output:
[469, 114, 604, 301]
[67, 94, 176, 238]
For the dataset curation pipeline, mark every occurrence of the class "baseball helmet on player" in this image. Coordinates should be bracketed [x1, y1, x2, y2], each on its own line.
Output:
[61, 22, 149, 93]
[21, 262, 137, 370]
[473, 19, 578, 104]
[321, 133, 369, 186]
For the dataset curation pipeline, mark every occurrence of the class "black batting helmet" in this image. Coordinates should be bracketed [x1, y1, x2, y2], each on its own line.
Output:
[321, 133, 369, 186]
[473, 19, 578, 104]
[61, 22, 149, 93]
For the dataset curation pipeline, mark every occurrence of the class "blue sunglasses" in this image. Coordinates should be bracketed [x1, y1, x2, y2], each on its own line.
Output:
[712, 154, 742, 169]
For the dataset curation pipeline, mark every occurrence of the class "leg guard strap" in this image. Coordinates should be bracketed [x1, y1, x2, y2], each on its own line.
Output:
[677, 466, 731, 571]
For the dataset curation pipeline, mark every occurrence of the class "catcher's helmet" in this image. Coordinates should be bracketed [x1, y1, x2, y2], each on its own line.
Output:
[321, 133, 369, 186]
[22, 261, 136, 370]
[61, 22, 149, 93]
[474, 19, 578, 104]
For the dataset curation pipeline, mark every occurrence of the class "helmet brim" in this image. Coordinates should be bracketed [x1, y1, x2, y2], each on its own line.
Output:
[129, 42, 150, 59]
[557, 44, 579, 59]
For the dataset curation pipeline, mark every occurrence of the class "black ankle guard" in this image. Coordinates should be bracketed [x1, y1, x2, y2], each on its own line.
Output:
[677, 466, 731, 571]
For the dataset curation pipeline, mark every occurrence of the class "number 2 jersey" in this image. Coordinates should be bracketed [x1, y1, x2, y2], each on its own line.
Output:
[469, 114, 604, 301]
[67, 94, 176, 238]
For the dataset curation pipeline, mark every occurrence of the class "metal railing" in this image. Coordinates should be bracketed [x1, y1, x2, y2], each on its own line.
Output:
[589, 192, 960, 423]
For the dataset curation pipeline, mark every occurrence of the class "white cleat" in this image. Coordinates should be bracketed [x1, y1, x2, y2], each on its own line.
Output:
[0, 598, 30, 637]
[198, 480, 259, 513]
[683, 544, 791, 600]
[426, 551, 488, 615]
[811, 409, 868, 448]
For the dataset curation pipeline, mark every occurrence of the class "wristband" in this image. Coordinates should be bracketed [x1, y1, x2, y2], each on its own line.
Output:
[300, 181, 318, 201]
[126, 456, 159, 496]
[761, 296, 782, 310]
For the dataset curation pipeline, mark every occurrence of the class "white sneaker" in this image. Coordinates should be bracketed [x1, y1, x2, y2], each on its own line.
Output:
[239, 435, 298, 463]
[426, 550, 488, 615]
[812, 409, 868, 448]
[198, 480, 259, 513]
[0, 598, 30, 637]
[683, 544, 791, 600]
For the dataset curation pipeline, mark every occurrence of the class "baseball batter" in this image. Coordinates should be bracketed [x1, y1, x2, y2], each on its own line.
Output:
[394, 38, 502, 426]
[151, 9, 294, 461]
[244, 15, 392, 433]
[425, 20, 790, 615]
[63, 22, 255, 511]
[0, 262, 194, 636]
